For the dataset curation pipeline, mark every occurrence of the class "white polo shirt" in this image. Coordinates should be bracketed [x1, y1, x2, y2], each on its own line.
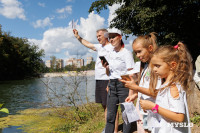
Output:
[94, 43, 114, 80]
[107, 48, 135, 79]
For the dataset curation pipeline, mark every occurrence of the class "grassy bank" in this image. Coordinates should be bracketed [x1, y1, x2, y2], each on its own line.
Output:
[1, 102, 198, 133]
[0, 103, 108, 133]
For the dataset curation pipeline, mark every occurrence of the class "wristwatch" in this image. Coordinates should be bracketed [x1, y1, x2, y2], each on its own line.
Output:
[152, 104, 159, 113]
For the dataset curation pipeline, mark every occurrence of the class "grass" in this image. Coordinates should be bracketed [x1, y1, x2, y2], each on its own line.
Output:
[0, 103, 125, 133]
[0, 103, 108, 133]
[190, 112, 200, 127]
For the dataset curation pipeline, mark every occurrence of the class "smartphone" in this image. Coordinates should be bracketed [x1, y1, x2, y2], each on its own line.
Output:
[121, 74, 131, 81]
[99, 56, 109, 65]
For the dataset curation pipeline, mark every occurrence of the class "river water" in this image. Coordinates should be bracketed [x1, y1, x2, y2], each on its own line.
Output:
[0, 75, 95, 133]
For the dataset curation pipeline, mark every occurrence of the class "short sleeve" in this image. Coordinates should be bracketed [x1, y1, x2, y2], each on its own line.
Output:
[168, 85, 185, 114]
[94, 44, 101, 52]
[124, 49, 135, 69]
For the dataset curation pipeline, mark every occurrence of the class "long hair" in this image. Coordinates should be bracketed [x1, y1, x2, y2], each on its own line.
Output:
[132, 32, 158, 83]
[149, 43, 193, 96]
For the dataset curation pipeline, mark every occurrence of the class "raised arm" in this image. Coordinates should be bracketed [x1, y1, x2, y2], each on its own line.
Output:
[73, 29, 96, 51]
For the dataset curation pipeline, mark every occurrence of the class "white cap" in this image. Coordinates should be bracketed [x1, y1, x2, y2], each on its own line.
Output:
[104, 28, 122, 38]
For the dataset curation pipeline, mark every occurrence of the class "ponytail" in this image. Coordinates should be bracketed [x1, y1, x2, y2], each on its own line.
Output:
[149, 42, 193, 93]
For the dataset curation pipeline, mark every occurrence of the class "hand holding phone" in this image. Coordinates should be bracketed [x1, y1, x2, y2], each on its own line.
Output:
[121, 74, 131, 81]
[99, 56, 109, 66]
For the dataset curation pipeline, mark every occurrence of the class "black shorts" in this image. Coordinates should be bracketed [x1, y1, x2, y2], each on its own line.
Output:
[95, 80, 109, 106]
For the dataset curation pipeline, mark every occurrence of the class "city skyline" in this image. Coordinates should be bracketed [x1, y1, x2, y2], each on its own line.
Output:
[45, 56, 93, 68]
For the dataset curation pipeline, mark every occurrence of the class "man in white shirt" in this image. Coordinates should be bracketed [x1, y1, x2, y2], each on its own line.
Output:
[73, 29, 118, 133]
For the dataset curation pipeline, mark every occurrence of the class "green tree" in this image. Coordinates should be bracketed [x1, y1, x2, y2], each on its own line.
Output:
[0, 25, 45, 80]
[85, 61, 95, 70]
[64, 64, 77, 71]
[49, 56, 56, 72]
[89, 0, 200, 59]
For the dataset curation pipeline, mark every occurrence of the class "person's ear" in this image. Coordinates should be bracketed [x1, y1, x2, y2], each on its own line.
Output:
[170, 61, 177, 70]
[148, 45, 153, 53]
[119, 35, 122, 40]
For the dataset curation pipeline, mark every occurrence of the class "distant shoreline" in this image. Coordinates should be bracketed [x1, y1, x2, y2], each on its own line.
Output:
[41, 70, 95, 78]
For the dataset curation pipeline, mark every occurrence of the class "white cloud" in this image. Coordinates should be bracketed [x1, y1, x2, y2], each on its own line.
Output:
[32, 17, 53, 28]
[0, 0, 26, 20]
[56, 5, 72, 19]
[56, 5, 72, 14]
[38, 2, 45, 7]
[107, 4, 121, 26]
[29, 12, 105, 61]
[107, 3, 137, 50]
[28, 5, 136, 63]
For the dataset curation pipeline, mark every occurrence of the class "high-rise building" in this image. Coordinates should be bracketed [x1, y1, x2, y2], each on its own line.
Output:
[66, 58, 75, 66]
[86, 56, 93, 65]
[45, 59, 64, 68]
[56, 59, 64, 68]
[75, 59, 84, 68]
[66, 58, 84, 68]
[45, 60, 52, 68]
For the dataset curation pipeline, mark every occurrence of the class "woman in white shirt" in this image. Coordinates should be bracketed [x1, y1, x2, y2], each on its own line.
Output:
[103, 29, 135, 133]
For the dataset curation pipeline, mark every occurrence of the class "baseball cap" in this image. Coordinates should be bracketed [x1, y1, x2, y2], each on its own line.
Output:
[104, 28, 122, 38]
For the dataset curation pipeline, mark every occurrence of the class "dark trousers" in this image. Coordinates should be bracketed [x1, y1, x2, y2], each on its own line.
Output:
[105, 79, 132, 133]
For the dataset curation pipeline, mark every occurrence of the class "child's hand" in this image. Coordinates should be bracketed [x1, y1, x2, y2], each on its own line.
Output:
[140, 99, 156, 111]
[125, 93, 138, 102]
[120, 75, 138, 90]
[106, 86, 109, 92]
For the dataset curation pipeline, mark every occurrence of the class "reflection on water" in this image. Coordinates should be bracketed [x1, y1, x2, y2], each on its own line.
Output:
[1, 126, 22, 133]
[0, 76, 95, 115]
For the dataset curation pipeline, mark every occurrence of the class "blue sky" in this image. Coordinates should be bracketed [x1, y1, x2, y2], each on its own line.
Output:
[0, 0, 136, 64]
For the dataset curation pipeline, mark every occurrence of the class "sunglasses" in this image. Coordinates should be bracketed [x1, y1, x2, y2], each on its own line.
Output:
[108, 34, 120, 41]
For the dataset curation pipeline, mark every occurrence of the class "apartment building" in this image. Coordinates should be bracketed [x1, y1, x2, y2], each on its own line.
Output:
[45, 59, 64, 69]
[86, 56, 93, 65]
[66, 58, 84, 68]
[45, 60, 51, 68]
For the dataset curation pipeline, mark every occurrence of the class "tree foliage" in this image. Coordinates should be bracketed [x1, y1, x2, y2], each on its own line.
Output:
[89, 0, 200, 60]
[0, 25, 45, 80]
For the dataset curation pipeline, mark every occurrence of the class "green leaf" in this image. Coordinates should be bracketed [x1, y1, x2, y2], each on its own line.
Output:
[0, 108, 9, 114]
[0, 104, 3, 108]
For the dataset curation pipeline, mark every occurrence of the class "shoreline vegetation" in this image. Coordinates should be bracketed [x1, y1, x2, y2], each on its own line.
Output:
[0, 103, 108, 133]
[41, 70, 95, 78]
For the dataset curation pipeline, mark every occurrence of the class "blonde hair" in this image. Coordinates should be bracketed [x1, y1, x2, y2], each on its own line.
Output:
[133, 32, 158, 52]
[133, 32, 158, 83]
[149, 42, 193, 96]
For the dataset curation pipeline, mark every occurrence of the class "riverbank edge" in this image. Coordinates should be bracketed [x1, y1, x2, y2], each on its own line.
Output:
[41, 70, 95, 78]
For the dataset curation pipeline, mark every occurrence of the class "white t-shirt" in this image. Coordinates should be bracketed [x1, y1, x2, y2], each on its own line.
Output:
[107, 48, 135, 79]
[94, 43, 114, 80]
[194, 70, 200, 83]
[137, 64, 161, 115]
[150, 83, 191, 133]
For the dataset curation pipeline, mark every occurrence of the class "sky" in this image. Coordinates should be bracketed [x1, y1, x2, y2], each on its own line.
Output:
[0, 0, 136, 65]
